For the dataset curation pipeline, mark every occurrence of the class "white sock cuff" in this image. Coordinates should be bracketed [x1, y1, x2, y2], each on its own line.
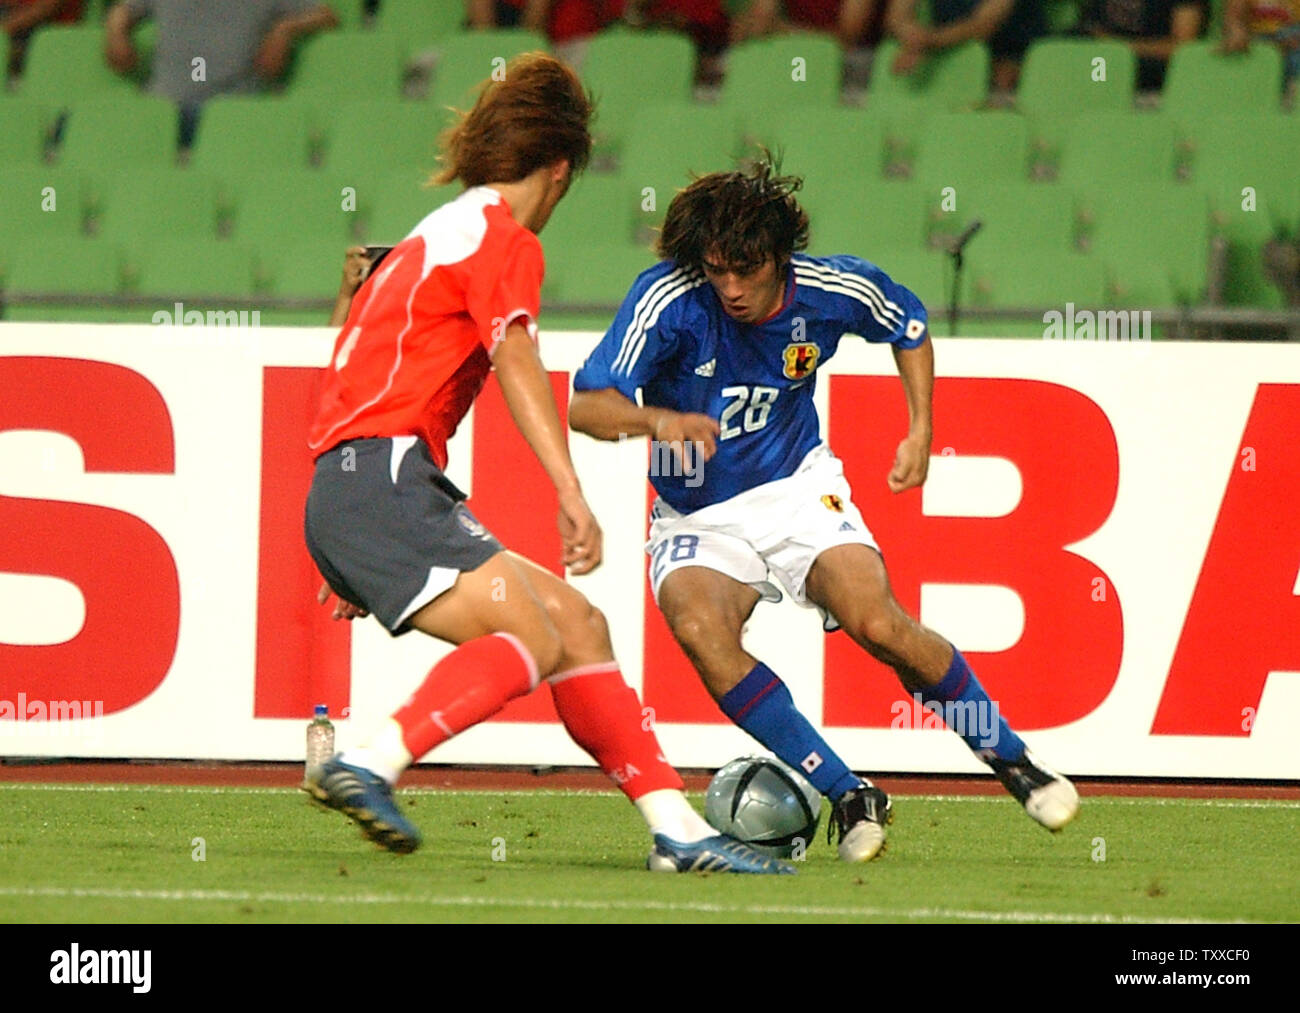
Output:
[491, 631, 541, 690]
[547, 660, 621, 686]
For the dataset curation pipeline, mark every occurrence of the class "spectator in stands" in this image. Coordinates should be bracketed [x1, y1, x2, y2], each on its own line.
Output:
[103, 0, 339, 145]
[634, 1, 731, 86]
[1, 0, 83, 78]
[468, 0, 623, 59]
[1077, 0, 1208, 92]
[1223, 0, 1300, 95]
[731, 0, 886, 52]
[886, 0, 1047, 93]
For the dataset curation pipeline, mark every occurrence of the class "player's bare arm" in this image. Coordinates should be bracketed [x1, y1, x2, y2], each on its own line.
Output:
[253, 5, 339, 80]
[495, 324, 603, 574]
[889, 336, 934, 494]
[103, 1, 142, 73]
[569, 387, 720, 462]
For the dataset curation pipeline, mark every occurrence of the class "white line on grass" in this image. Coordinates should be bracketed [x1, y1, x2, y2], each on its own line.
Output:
[0, 885, 1254, 924]
[0, 783, 1297, 807]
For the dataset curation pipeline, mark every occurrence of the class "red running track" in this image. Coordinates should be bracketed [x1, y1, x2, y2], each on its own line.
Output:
[1, 761, 1298, 798]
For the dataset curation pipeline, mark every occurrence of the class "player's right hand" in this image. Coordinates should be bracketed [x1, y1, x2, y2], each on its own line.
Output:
[653, 410, 721, 464]
[557, 489, 603, 576]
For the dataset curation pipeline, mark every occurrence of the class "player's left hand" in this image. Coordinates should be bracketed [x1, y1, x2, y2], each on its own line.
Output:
[888, 434, 930, 493]
[317, 581, 369, 621]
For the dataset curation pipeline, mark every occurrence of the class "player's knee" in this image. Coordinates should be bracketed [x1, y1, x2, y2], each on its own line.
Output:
[562, 599, 613, 659]
[518, 625, 564, 678]
[669, 612, 740, 665]
[851, 609, 905, 654]
[544, 587, 612, 657]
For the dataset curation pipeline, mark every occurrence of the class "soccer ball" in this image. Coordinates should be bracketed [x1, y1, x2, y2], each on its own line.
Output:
[705, 755, 822, 859]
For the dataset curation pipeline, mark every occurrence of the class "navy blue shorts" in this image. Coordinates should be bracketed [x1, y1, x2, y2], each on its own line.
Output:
[304, 436, 503, 635]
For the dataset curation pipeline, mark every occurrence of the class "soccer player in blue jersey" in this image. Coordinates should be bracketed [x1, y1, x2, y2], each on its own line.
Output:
[568, 159, 1079, 862]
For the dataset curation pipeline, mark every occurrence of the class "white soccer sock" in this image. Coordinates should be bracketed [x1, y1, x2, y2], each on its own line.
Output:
[338, 718, 411, 786]
[634, 788, 718, 843]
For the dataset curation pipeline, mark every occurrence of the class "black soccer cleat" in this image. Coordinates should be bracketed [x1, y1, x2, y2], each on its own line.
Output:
[988, 750, 1080, 832]
[828, 783, 892, 862]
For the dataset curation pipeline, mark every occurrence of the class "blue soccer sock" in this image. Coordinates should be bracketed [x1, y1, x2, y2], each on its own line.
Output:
[916, 647, 1025, 762]
[719, 663, 862, 801]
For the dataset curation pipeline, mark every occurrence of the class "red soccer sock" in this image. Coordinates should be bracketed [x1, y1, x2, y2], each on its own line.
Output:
[391, 632, 539, 760]
[549, 662, 684, 800]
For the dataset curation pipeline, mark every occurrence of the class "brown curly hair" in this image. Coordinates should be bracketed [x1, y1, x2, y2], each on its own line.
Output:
[656, 154, 810, 272]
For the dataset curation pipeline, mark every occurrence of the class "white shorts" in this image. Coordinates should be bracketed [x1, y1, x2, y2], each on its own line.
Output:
[646, 444, 879, 629]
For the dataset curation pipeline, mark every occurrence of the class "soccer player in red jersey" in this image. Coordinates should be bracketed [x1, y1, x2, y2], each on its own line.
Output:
[301, 53, 787, 874]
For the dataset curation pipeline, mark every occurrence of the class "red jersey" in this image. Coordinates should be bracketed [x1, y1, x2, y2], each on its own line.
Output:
[308, 187, 543, 468]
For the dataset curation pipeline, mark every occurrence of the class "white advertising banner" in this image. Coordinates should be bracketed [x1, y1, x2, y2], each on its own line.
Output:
[1, 323, 1297, 779]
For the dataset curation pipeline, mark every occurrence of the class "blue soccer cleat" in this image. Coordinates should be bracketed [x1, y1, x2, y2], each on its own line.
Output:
[647, 833, 797, 874]
[302, 756, 422, 854]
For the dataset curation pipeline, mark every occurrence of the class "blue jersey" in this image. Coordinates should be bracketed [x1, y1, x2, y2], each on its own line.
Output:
[573, 253, 929, 513]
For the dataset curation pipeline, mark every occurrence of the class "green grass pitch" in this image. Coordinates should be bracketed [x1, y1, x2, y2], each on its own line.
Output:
[1, 783, 1296, 923]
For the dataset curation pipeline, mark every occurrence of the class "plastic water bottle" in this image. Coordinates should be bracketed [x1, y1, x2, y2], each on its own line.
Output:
[305, 704, 334, 774]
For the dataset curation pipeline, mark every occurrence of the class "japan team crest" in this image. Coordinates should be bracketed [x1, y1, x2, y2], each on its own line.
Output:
[821, 494, 844, 513]
[782, 342, 820, 380]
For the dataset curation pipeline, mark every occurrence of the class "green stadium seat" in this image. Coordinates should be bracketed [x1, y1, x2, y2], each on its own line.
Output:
[188, 98, 313, 176]
[3, 238, 121, 322]
[0, 166, 88, 280]
[96, 169, 221, 257]
[543, 241, 658, 306]
[19, 25, 138, 109]
[227, 170, 360, 258]
[619, 104, 745, 235]
[320, 101, 446, 181]
[965, 249, 1106, 336]
[1056, 111, 1178, 190]
[377, 0, 466, 43]
[1085, 183, 1210, 305]
[861, 246, 950, 320]
[720, 35, 844, 128]
[1185, 116, 1300, 306]
[362, 170, 459, 243]
[760, 108, 887, 192]
[911, 112, 1030, 190]
[331, 0, 367, 31]
[1018, 40, 1136, 122]
[0, 98, 54, 166]
[133, 239, 258, 301]
[927, 181, 1076, 254]
[58, 97, 179, 172]
[428, 30, 549, 121]
[257, 239, 346, 325]
[582, 28, 695, 156]
[803, 180, 928, 260]
[1184, 114, 1300, 227]
[542, 173, 644, 255]
[290, 31, 406, 104]
[868, 40, 989, 112]
[1163, 41, 1286, 120]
